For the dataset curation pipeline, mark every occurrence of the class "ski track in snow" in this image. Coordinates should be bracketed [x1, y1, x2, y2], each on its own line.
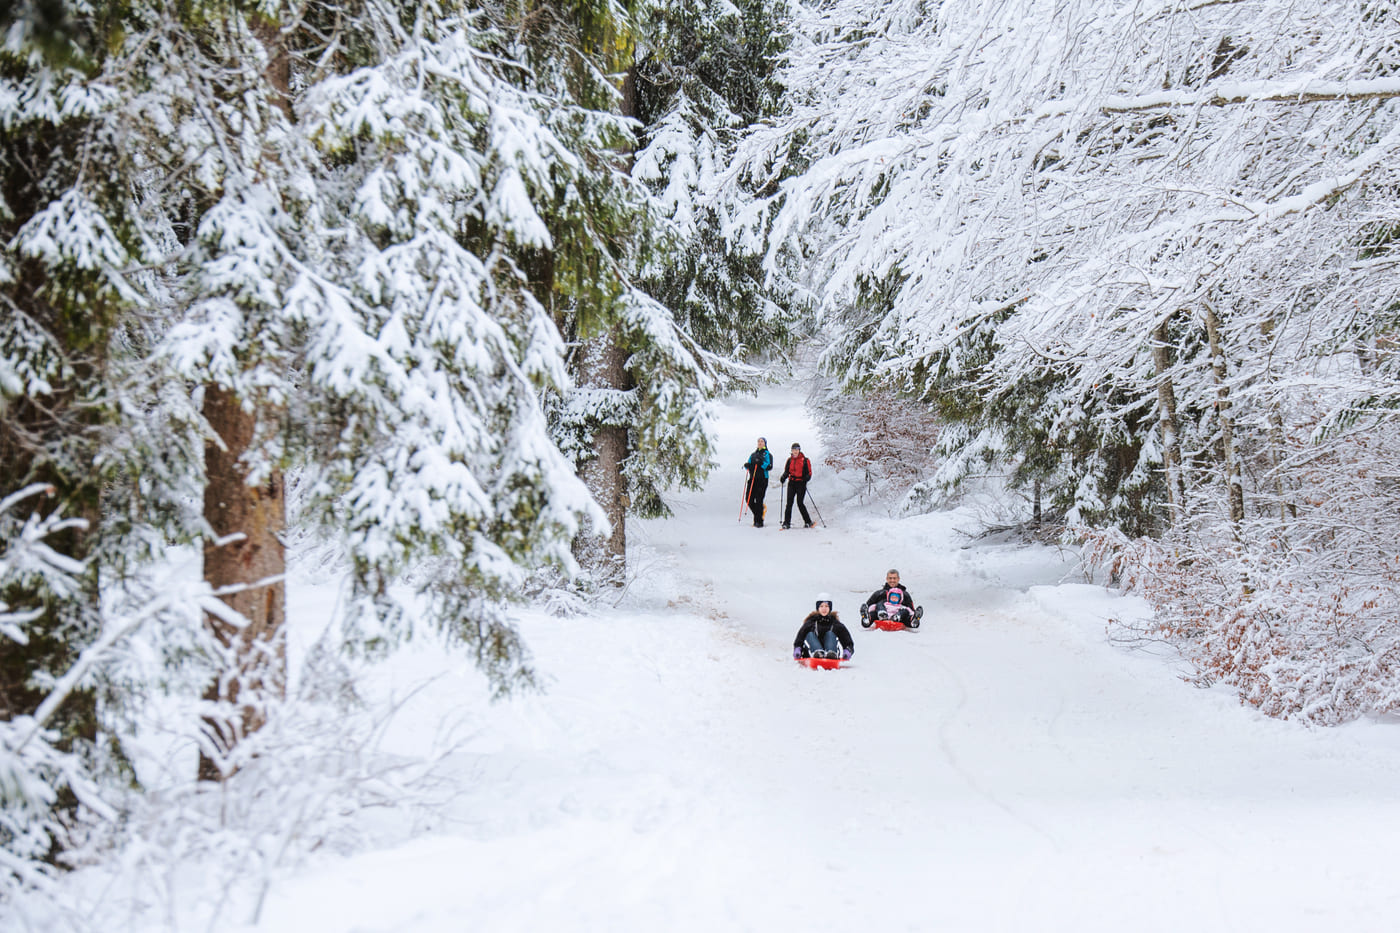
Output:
[246, 381, 1400, 933]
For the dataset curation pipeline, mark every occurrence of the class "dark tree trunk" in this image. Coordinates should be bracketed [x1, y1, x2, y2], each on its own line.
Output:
[197, 387, 286, 782]
[195, 10, 293, 782]
[573, 338, 631, 583]
[572, 64, 640, 583]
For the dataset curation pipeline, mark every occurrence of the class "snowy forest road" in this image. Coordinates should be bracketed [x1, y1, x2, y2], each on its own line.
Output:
[250, 381, 1400, 933]
[622, 381, 1400, 932]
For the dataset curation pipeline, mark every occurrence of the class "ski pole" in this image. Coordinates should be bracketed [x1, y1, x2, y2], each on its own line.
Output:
[739, 469, 755, 522]
[807, 491, 826, 528]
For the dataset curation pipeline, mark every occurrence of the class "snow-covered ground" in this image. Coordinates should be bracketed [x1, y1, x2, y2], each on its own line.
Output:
[249, 382, 1400, 932]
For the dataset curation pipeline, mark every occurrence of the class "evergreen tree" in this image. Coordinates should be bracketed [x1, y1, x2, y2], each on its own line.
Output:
[623, 0, 811, 522]
[287, 0, 606, 687]
[490, 0, 789, 580]
[153, 0, 637, 703]
[0, 0, 159, 869]
[5, 0, 724, 875]
[632, 0, 807, 361]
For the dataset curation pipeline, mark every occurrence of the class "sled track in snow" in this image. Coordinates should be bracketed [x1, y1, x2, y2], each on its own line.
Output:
[928, 624, 1063, 852]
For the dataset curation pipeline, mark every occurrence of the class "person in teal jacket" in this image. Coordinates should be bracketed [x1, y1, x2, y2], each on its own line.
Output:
[743, 437, 773, 527]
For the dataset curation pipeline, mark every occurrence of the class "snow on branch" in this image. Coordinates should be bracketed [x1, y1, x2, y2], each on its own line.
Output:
[0, 485, 87, 643]
[1036, 77, 1400, 119]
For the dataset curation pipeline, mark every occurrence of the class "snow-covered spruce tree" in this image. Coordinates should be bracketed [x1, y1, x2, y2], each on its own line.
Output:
[0, 0, 751, 897]
[492, 1, 760, 582]
[151, 0, 620, 718]
[631, 0, 809, 361]
[0, 0, 236, 899]
[740, 0, 1400, 719]
[0, 0, 170, 880]
[289, 0, 608, 685]
[1, 0, 635, 800]
[126, 2, 311, 781]
[0, 0, 100, 751]
[622, 0, 815, 525]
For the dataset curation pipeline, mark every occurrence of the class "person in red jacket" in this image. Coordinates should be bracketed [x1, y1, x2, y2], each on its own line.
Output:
[779, 442, 814, 529]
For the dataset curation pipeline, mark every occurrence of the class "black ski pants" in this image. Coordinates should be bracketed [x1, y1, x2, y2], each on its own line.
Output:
[748, 474, 769, 526]
[783, 480, 812, 527]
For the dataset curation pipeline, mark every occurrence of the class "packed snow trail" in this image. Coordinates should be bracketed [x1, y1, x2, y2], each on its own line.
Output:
[249, 381, 1400, 933]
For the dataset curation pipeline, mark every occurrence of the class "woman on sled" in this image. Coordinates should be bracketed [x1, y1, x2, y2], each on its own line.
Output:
[793, 594, 855, 662]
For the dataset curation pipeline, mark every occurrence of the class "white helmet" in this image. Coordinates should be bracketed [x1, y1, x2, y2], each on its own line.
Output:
[815, 593, 833, 610]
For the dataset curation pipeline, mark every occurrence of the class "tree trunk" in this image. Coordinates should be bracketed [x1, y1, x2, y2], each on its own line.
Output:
[252, 15, 293, 121]
[194, 10, 293, 783]
[573, 338, 631, 584]
[1203, 302, 1245, 531]
[1259, 317, 1295, 525]
[571, 64, 640, 583]
[1151, 319, 1187, 528]
[198, 387, 286, 782]
[1265, 405, 1294, 523]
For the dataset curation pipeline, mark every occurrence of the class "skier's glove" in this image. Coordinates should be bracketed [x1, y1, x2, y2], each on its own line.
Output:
[793, 646, 802, 659]
[841, 649, 853, 660]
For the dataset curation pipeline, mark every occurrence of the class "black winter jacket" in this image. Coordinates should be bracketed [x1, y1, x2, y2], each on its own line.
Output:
[793, 611, 855, 654]
[744, 447, 773, 479]
[864, 584, 915, 611]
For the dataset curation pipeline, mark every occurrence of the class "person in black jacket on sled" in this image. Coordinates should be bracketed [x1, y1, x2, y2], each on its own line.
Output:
[793, 594, 855, 660]
[860, 569, 924, 628]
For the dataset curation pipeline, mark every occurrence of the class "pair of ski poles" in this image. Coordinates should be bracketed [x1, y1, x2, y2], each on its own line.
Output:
[738, 471, 826, 528]
[778, 478, 826, 528]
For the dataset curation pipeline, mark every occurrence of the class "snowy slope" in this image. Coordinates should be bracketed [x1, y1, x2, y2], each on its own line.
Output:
[247, 381, 1400, 933]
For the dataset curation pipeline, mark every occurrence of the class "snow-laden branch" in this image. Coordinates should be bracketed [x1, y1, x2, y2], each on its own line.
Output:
[15, 573, 278, 751]
[0, 486, 88, 643]
[1035, 76, 1400, 119]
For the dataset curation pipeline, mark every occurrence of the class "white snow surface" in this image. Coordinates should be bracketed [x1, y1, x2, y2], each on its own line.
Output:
[251, 382, 1400, 932]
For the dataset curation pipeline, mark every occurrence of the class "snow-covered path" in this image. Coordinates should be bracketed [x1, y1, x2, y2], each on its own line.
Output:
[251, 383, 1400, 932]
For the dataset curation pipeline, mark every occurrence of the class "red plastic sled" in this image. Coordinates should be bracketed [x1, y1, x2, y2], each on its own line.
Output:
[798, 656, 843, 670]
